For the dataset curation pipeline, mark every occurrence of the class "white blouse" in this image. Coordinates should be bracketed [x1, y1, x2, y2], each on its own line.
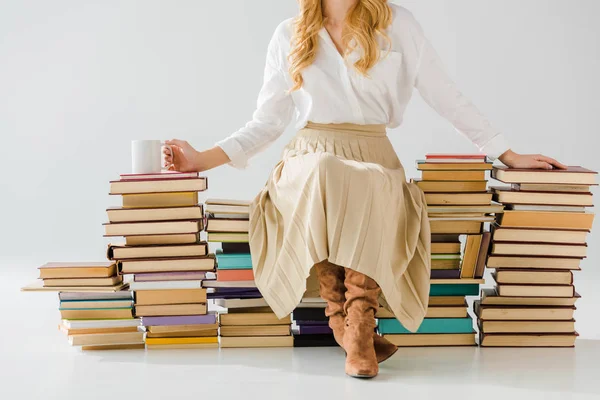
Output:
[216, 5, 510, 168]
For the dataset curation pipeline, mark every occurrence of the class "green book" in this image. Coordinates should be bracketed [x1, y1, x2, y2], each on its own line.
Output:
[430, 283, 479, 296]
[378, 317, 474, 334]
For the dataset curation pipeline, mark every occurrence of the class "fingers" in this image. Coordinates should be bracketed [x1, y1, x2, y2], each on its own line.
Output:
[165, 139, 189, 149]
[536, 155, 568, 170]
[532, 160, 553, 170]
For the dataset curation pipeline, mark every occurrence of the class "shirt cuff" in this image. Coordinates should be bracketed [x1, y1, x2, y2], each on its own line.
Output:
[479, 133, 511, 161]
[215, 137, 249, 169]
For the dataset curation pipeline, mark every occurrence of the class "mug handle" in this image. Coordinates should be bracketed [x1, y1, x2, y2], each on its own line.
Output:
[161, 142, 174, 170]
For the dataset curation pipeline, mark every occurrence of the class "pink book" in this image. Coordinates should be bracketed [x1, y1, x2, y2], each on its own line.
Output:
[120, 171, 199, 181]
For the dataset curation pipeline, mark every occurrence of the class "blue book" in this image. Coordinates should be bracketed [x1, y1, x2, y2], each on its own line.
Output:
[430, 284, 479, 296]
[215, 251, 252, 270]
[378, 317, 474, 334]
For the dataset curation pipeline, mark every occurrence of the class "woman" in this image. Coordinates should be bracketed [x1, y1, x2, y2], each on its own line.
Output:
[165, 0, 565, 378]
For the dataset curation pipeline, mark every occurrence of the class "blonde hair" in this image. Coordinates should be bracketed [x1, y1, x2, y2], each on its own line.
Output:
[288, 0, 392, 91]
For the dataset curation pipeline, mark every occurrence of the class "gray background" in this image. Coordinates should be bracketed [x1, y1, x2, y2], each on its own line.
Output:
[1, 1, 598, 336]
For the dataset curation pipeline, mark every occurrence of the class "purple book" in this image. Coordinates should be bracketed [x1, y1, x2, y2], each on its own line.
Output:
[430, 270, 461, 279]
[134, 271, 216, 282]
[296, 325, 333, 335]
[210, 287, 261, 294]
[293, 320, 330, 326]
[141, 314, 216, 326]
[208, 292, 263, 299]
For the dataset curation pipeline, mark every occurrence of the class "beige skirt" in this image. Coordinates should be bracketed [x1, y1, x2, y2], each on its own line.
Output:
[249, 122, 431, 332]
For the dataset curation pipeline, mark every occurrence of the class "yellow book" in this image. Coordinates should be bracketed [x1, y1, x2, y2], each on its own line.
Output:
[122, 192, 198, 208]
[145, 336, 219, 345]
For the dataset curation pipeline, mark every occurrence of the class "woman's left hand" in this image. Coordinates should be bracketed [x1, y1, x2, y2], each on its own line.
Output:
[498, 150, 568, 170]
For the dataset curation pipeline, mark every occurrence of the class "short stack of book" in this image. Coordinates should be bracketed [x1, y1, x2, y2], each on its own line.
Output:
[205, 199, 293, 348]
[105, 171, 218, 349]
[292, 300, 338, 348]
[383, 154, 503, 346]
[477, 166, 596, 347]
[22, 262, 144, 350]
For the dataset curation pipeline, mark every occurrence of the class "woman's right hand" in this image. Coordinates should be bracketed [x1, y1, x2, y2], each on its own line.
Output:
[164, 139, 201, 172]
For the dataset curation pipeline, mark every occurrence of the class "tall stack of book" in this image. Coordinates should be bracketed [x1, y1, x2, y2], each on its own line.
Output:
[477, 166, 596, 347]
[105, 171, 218, 349]
[382, 154, 501, 346]
[22, 262, 144, 350]
[205, 199, 293, 348]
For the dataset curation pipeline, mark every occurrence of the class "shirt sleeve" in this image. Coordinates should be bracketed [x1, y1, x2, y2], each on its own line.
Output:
[215, 27, 296, 169]
[412, 18, 511, 160]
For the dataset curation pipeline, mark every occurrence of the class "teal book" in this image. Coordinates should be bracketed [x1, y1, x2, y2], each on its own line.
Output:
[215, 250, 252, 270]
[378, 317, 474, 335]
[430, 283, 479, 296]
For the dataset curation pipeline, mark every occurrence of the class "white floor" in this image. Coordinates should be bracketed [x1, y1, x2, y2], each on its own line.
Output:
[2, 267, 600, 400]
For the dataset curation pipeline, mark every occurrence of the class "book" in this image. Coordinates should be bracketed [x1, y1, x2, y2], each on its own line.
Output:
[119, 256, 215, 274]
[135, 288, 207, 305]
[512, 183, 593, 193]
[430, 242, 461, 254]
[141, 314, 217, 326]
[430, 270, 461, 279]
[122, 192, 198, 208]
[292, 307, 326, 322]
[494, 270, 573, 285]
[108, 242, 208, 260]
[146, 323, 219, 334]
[295, 325, 333, 335]
[492, 166, 597, 185]
[430, 220, 482, 234]
[383, 333, 476, 347]
[59, 292, 132, 301]
[293, 334, 339, 347]
[205, 198, 252, 206]
[421, 170, 486, 181]
[207, 232, 249, 243]
[133, 271, 215, 282]
[145, 329, 218, 338]
[146, 343, 219, 350]
[59, 308, 133, 319]
[125, 233, 200, 246]
[416, 160, 492, 170]
[507, 204, 586, 212]
[220, 313, 291, 326]
[487, 255, 582, 270]
[430, 283, 480, 296]
[129, 280, 203, 291]
[491, 242, 587, 258]
[480, 288, 580, 307]
[217, 269, 254, 281]
[214, 298, 269, 309]
[220, 325, 291, 337]
[145, 337, 219, 346]
[424, 192, 493, 205]
[220, 336, 293, 348]
[205, 219, 250, 233]
[82, 343, 145, 351]
[21, 280, 128, 292]
[134, 303, 207, 317]
[61, 318, 140, 330]
[426, 204, 505, 214]
[110, 177, 207, 194]
[205, 203, 250, 217]
[106, 205, 203, 223]
[59, 299, 133, 309]
[377, 305, 468, 319]
[474, 301, 575, 321]
[104, 220, 203, 237]
[202, 280, 256, 288]
[479, 320, 576, 334]
[425, 154, 487, 160]
[414, 180, 488, 193]
[38, 262, 116, 279]
[59, 325, 140, 336]
[120, 171, 199, 180]
[215, 251, 253, 269]
[378, 317, 474, 334]
[479, 332, 578, 347]
[473, 231, 492, 279]
[496, 283, 575, 298]
[43, 276, 122, 287]
[460, 234, 482, 278]
[428, 296, 468, 306]
[221, 242, 251, 253]
[491, 187, 593, 206]
[69, 331, 144, 346]
[491, 226, 588, 244]
[431, 254, 461, 260]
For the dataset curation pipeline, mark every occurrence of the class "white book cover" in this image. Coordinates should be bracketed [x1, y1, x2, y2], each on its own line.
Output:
[62, 318, 141, 329]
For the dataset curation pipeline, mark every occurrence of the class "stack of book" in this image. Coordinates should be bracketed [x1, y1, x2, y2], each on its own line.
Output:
[105, 171, 218, 349]
[205, 199, 293, 348]
[382, 154, 503, 346]
[292, 300, 338, 348]
[22, 262, 143, 350]
[477, 166, 596, 347]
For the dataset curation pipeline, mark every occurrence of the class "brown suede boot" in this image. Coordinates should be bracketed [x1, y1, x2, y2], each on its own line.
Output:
[342, 268, 379, 378]
[315, 261, 398, 363]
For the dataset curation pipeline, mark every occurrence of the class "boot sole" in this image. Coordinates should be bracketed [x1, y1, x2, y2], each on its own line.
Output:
[346, 373, 376, 379]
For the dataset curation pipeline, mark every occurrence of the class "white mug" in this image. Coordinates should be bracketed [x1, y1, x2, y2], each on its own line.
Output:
[131, 140, 172, 174]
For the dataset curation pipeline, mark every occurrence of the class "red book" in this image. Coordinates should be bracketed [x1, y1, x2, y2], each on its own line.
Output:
[217, 269, 254, 282]
[120, 171, 199, 181]
[426, 154, 486, 160]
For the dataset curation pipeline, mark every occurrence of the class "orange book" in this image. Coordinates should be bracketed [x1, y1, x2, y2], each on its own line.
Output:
[217, 269, 254, 281]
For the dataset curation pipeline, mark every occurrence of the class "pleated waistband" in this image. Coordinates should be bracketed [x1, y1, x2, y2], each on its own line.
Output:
[302, 122, 387, 137]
